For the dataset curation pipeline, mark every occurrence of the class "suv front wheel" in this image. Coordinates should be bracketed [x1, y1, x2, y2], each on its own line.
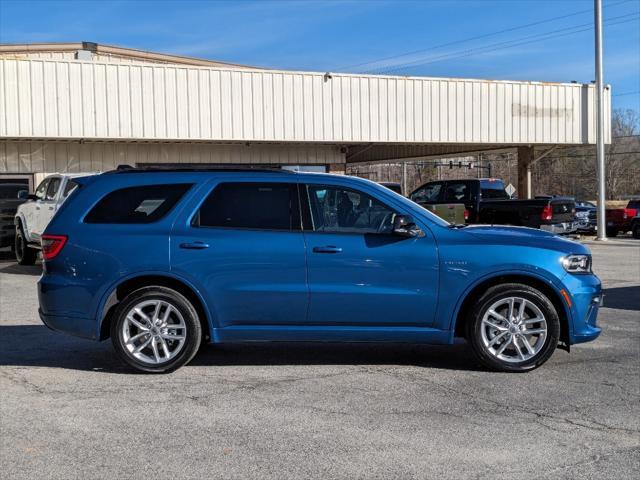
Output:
[466, 283, 560, 372]
[111, 286, 202, 373]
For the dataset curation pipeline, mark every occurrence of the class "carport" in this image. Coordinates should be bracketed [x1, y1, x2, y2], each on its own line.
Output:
[0, 45, 611, 198]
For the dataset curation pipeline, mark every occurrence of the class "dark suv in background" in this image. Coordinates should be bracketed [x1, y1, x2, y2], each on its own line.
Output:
[0, 183, 28, 250]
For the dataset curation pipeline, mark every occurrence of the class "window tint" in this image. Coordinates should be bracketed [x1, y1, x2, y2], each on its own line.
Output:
[34, 179, 49, 200]
[443, 182, 471, 202]
[480, 180, 507, 199]
[305, 185, 396, 234]
[45, 178, 61, 201]
[85, 184, 192, 224]
[194, 183, 298, 231]
[63, 180, 79, 197]
[410, 183, 442, 203]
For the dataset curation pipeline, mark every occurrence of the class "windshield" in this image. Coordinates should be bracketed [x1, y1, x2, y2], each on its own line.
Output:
[380, 184, 450, 227]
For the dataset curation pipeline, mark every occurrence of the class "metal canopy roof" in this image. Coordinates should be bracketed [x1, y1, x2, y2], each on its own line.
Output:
[0, 57, 611, 163]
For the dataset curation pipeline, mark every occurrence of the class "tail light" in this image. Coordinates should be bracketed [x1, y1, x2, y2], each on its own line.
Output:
[464, 209, 470, 222]
[41, 234, 67, 261]
[623, 208, 636, 220]
[541, 205, 553, 221]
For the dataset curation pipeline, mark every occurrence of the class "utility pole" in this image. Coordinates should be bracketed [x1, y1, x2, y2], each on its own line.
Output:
[594, 0, 607, 240]
[402, 161, 407, 195]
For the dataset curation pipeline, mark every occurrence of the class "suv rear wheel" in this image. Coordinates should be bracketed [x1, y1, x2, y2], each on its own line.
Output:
[111, 286, 202, 373]
[15, 227, 37, 265]
[466, 283, 560, 372]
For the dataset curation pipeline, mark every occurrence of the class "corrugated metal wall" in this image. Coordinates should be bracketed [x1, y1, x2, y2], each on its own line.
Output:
[0, 59, 610, 145]
[0, 140, 343, 178]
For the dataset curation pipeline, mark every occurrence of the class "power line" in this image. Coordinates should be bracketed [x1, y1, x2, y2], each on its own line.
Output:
[338, 0, 634, 72]
[374, 14, 638, 75]
[613, 91, 640, 97]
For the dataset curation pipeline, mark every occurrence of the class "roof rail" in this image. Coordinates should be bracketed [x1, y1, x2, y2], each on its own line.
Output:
[106, 165, 294, 174]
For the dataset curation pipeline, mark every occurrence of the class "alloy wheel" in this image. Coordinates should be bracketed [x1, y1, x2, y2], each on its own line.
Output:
[121, 299, 187, 365]
[480, 297, 547, 363]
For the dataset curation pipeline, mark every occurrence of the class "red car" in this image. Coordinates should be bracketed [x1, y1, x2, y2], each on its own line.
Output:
[606, 199, 640, 237]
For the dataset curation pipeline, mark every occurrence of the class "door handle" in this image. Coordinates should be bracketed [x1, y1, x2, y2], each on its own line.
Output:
[48, 207, 54, 211]
[179, 241, 210, 250]
[312, 246, 342, 254]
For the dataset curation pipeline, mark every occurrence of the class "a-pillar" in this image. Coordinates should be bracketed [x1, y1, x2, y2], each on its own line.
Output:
[517, 146, 534, 199]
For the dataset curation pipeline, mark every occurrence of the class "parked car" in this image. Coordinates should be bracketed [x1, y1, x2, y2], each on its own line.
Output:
[605, 199, 639, 237]
[0, 183, 29, 250]
[630, 214, 640, 239]
[14, 173, 90, 265]
[422, 203, 467, 225]
[38, 168, 601, 373]
[379, 182, 403, 195]
[409, 179, 576, 234]
[574, 200, 597, 234]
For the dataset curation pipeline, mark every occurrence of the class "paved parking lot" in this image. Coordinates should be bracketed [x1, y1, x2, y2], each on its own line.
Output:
[1, 239, 638, 479]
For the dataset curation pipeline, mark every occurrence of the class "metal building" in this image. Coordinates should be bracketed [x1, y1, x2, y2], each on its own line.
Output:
[0, 42, 611, 194]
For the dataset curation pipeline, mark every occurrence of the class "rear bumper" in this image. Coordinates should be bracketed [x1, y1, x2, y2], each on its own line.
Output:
[38, 276, 100, 340]
[39, 309, 97, 340]
[541, 221, 577, 235]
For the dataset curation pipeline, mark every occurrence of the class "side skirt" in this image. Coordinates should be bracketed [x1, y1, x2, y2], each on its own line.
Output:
[211, 325, 452, 345]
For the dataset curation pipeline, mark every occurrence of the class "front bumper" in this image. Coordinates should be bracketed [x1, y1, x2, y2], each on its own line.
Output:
[563, 273, 602, 344]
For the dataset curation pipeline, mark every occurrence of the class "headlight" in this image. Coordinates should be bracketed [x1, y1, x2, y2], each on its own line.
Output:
[562, 254, 592, 274]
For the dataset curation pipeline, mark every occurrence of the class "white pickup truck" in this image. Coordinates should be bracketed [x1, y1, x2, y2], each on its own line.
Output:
[14, 173, 94, 265]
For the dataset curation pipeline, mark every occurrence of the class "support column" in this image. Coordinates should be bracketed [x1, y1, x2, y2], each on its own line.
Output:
[517, 146, 534, 199]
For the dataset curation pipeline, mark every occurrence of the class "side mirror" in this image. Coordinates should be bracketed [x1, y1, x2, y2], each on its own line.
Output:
[17, 190, 29, 199]
[393, 215, 424, 238]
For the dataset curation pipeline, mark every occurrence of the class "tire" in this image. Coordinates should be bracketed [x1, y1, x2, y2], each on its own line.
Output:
[632, 224, 640, 239]
[606, 228, 618, 237]
[15, 227, 37, 265]
[466, 283, 560, 372]
[110, 286, 202, 373]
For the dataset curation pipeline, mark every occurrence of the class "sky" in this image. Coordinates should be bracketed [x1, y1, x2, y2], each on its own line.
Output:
[0, 0, 638, 111]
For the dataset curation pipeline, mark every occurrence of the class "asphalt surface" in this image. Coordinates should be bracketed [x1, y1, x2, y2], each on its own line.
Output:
[1, 239, 639, 479]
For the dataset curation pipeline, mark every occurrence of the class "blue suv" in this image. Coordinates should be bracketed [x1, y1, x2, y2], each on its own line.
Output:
[38, 168, 602, 373]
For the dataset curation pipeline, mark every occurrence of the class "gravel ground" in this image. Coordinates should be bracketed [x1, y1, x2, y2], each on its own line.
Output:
[1, 239, 638, 479]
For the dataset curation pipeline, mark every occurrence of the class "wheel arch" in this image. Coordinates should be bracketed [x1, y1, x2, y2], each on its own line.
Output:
[452, 273, 571, 349]
[99, 274, 211, 342]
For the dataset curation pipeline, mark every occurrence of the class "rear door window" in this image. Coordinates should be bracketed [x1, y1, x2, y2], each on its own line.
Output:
[85, 184, 193, 224]
[443, 182, 471, 202]
[63, 180, 79, 197]
[45, 177, 62, 201]
[193, 182, 299, 231]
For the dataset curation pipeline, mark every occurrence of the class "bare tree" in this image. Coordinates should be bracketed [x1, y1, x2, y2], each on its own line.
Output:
[605, 109, 640, 198]
[347, 109, 639, 200]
